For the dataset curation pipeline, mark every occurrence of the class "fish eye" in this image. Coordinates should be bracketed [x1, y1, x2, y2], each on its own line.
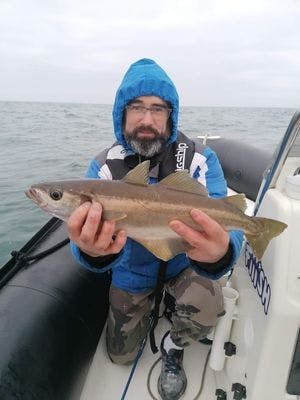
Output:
[49, 188, 63, 201]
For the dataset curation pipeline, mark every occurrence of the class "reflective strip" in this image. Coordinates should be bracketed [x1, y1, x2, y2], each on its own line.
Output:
[107, 144, 127, 160]
[98, 164, 113, 180]
[190, 152, 208, 186]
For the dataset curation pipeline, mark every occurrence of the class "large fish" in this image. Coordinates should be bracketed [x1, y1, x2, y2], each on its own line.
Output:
[26, 161, 287, 261]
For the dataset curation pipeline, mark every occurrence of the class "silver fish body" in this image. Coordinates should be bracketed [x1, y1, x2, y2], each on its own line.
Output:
[26, 161, 287, 261]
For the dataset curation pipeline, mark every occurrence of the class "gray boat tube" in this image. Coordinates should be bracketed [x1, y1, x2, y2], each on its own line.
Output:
[0, 219, 111, 400]
[0, 139, 272, 400]
[208, 138, 273, 201]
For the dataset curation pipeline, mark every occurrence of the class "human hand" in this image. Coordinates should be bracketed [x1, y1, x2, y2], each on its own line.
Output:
[67, 202, 127, 257]
[169, 209, 229, 263]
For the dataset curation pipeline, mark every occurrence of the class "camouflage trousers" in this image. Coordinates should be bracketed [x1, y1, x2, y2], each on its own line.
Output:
[106, 268, 224, 365]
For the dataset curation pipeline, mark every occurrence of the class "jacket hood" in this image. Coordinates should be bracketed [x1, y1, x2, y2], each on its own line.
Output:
[112, 58, 179, 150]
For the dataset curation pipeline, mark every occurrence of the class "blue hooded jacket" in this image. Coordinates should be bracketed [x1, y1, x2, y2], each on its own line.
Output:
[112, 58, 179, 148]
[70, 58, 244, 293]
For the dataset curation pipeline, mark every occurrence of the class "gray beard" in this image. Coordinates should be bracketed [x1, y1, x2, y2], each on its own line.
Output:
[126, 136, 167, 157]
[124, 124, 169, 157]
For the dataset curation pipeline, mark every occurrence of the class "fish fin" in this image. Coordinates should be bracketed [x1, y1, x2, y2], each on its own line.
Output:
[122, 160, 150, 186]
[101, 210, 127, 222]
[224, 194, 247, 213]
[159, 170, 208, 196]
[246, 217, 287, 259]
[136, 238, 190, 261]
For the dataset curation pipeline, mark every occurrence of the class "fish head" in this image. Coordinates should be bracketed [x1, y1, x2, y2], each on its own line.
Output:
[25, 181, 91, 221]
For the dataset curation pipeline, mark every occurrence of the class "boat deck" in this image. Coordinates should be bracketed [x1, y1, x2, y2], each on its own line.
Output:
[80, 317, 216, 400]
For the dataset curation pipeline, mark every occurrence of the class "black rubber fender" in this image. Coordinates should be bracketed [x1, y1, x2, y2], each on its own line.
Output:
[208, 138, 272, 200]
[0, 221, 110, 400]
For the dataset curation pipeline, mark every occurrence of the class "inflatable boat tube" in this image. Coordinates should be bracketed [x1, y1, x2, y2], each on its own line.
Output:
[208, 138, 272, 200]
[0, 219, 111, 400]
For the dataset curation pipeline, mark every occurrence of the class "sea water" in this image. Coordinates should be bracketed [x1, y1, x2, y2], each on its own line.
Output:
[0, 101, 296, 267]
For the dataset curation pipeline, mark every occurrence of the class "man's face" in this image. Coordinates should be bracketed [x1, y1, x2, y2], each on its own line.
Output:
[123, 96, 171, 157]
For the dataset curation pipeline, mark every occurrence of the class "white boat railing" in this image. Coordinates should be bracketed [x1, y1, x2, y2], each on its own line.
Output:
[254, 110, 300, 215]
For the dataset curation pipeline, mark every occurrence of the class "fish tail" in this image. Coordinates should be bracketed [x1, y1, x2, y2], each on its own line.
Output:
[246, 217, 287, 260]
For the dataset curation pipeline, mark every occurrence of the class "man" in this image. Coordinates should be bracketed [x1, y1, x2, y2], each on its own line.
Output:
[68, 58, 243, 400]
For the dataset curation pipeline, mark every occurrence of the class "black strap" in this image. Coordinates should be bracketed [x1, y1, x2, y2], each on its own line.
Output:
[11, 238, 70, 264]
[149, 260, 168, 354]
[0, 238, 70, 290]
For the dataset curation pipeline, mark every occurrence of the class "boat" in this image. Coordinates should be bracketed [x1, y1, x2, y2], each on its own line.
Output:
[1, 111, 300, 400]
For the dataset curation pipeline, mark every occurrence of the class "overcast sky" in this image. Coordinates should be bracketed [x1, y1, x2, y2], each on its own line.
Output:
[1, 0, 299, 107]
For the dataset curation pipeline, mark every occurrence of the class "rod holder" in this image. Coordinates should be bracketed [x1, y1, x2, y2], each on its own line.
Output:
[209, 286, 239, 371]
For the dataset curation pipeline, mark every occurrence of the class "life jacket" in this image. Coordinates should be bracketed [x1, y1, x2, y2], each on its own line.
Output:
[89, 131, 213, 293]
[95, 131, 205, 182]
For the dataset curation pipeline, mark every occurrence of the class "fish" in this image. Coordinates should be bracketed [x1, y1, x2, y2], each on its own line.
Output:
[25, 160, 287, 261]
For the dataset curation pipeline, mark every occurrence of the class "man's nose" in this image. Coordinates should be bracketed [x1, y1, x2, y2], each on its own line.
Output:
[140, 109, 155, 124]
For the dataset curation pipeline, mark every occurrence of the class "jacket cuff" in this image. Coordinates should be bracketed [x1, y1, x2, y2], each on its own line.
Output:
[80, 251, 119, 269]
[70, 240, 120, 273]
[189, 243, 234, 280]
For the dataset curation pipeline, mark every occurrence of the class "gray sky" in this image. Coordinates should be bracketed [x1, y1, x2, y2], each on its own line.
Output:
[1, 0, 299, 107]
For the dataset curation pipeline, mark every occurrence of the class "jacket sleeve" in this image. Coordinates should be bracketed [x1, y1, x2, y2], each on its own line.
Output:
[189, 147, 244, 279]
[85, 159, 101, 179]
[70, 158, 123, 273]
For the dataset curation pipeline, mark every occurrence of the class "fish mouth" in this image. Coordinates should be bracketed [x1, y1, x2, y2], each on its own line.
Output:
[25, 187, 48, 209]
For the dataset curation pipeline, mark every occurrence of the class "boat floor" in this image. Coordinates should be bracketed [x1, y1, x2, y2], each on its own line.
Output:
[80, 317, 216, 400]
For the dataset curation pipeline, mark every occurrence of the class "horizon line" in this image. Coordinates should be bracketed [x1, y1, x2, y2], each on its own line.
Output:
[0, 99, 298, 110]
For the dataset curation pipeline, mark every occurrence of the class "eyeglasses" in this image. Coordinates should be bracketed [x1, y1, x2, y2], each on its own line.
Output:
[125, 104, 172, 119]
